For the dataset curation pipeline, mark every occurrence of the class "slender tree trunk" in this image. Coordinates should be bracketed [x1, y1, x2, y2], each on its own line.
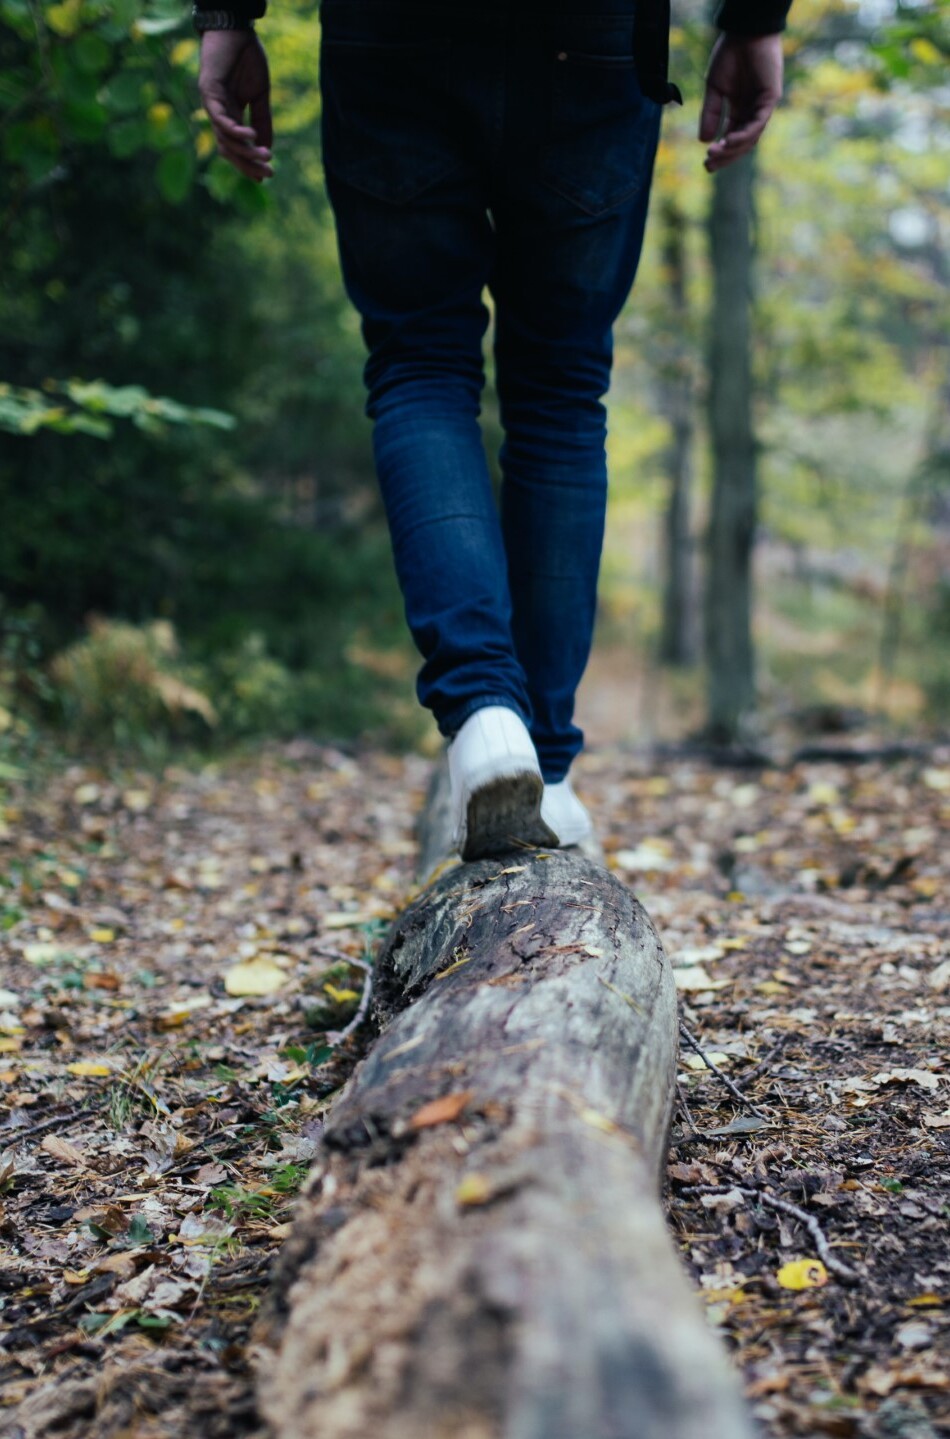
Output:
[705, 154, 757, 742]
[658, 197, 698, 666]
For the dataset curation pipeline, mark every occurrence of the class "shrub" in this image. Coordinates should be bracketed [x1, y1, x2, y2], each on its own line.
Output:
[50, 617, 216, 743]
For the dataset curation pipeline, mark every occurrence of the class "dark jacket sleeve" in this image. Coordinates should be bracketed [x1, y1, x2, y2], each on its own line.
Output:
[193, 0, 266, 17]
[715, 0, 792, 35]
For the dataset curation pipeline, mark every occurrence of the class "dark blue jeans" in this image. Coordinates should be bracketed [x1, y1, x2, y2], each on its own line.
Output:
[321, 0, 661, 781]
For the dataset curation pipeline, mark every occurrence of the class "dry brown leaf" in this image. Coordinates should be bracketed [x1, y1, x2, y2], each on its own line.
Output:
[409, 1090, 474, 1130]
[40, 1135, 85, 1167]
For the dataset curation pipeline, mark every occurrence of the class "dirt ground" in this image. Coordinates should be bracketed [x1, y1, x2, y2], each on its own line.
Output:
[0, 734, 948, 1438]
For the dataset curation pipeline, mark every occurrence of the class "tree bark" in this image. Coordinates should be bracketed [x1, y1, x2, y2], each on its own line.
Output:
[706, 154, 757, 742]
[658, 195, 698, 667]
[254, 784, 756, 1439]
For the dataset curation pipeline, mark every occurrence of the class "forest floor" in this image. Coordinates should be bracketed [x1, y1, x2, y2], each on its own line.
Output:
[1, 733, 948, 1439]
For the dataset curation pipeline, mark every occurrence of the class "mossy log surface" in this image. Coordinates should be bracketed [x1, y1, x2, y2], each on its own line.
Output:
[255, 792, 755, 1439]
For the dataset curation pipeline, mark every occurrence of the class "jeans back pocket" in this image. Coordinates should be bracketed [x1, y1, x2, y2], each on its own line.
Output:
[540, 47, 660, 217]
[321, 31, 462, 207]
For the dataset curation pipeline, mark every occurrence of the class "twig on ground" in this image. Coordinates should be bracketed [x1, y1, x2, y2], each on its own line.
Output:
[325, 956, 373, 1046]
[740, 1038, 789, 1085]
[676, 1081, 700, 1137]
[3, 1105, 91, 1145]
[678, 1183, 859, 1284]
[679, 1021, 768, 1121]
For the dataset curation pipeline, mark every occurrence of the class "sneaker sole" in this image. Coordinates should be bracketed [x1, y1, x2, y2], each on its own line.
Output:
[461, 771, 559, 862]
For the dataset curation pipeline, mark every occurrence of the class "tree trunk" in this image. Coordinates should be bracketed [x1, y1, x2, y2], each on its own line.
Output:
[658, 195, 698, 666]
[705, 154, 757, 742]
[254, 778, 756, 1439]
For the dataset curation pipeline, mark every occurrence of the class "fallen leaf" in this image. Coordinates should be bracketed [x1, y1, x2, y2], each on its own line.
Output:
[702, 1116, 769, 1137]
[895, 1320, 933, 1350]
[67, 1060, 116, 1078]
[322, 911, 374, 930]
[928, 960, 950, 992]
[83, 972, 121, 992]
[89, 928, 115, 944]
[224, 957, 288, 997]
[456, 1173, 494, 1207]
[673, 965, 731, 992]
[41, 1135, 85, 1167]
[871, 1068, 939, 1091]
[776, 1258, 828, 1290]
[613, 842, 675, 873]
[409, 1090, 473, 1130]
[23, 943, 64, 966]
[682, 1052, 731, 1071]
[323, 982, 359, 1004]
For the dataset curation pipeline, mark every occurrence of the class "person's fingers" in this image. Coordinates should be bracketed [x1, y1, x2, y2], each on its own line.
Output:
[703, 88, 779, 171]
[215, 133, 274, 179]
[203, 94, 259, 143]
[250, 91, 273, 151]
[699, 82, 725, 143]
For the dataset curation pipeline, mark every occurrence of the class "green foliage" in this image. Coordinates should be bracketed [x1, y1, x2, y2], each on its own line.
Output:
[0, 378, 233, 437]
[49, 616, 217, 741]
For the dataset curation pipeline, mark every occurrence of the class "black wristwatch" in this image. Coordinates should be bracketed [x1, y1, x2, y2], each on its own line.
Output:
[192, 7, 254, 32]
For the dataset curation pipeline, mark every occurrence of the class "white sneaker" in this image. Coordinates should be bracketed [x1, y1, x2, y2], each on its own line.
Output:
[541, 777, 595, 848]
[448, 706, 560, 861]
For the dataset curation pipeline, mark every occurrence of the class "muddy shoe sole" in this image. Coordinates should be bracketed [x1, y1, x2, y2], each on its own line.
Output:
[461, 771, 560, 862]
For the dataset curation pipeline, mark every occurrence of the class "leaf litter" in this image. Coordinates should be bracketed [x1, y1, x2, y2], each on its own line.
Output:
[1, 739, 949, 1437]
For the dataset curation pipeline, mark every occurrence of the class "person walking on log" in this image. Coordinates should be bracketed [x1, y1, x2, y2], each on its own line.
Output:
[196, 0, 790, 861]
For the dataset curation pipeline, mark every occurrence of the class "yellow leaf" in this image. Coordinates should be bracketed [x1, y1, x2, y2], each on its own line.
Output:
[456, 1173, 493, 1207]
[0, 1037, 21, 1053]
[911, 37, 943, 65]
[89, 928, 115, 944]
[323, 911, 374, 930]
[323, 982, 359, 1004]
[170, 37, 198, 64]
[63, 1269, 91, 1285]
[67, 1060, 114, 1077]
[756, 980, 790, 996]
[777, 1259, 828, 1291]
[224, 957, 287, 997]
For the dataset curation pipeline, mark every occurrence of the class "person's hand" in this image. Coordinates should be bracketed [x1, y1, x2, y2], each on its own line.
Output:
[699, 33, 784, 173]
[198, 30, 274, 181]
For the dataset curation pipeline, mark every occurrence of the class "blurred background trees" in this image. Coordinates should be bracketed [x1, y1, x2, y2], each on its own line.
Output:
[1, 0, 948, 753]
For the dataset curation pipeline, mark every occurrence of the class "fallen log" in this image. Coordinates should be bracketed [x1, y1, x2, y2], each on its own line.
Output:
[255, 773, 755, 1439]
